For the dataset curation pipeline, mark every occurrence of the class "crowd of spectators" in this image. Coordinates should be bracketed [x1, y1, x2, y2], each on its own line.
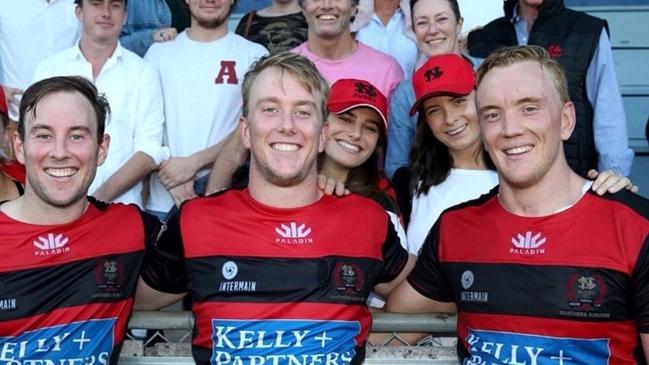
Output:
[1, 0, 647, 364]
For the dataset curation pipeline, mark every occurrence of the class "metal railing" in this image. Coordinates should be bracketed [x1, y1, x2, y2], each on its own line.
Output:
[120, 311, 460, 364]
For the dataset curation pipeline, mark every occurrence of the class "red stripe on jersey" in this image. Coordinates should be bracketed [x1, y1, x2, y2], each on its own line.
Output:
[439, 194, 649, 274]
[191, 302, 371, 349]
[0, 203, 146, 272]
[180, 190, 390, 260]
[0, 300, 133, 341]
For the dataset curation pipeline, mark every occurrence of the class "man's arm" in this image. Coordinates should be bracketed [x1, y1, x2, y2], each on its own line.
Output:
[374, 254, 416, 298]
[136, 211, 188, 309]
[588, 29, 634, 176]
[386, 280, 456, 314]
[134, 278, 185, 310]
[157, 140, 227, 190]
[205, 126, 248, 195]
[641, 334, 649, 363]
[93, 152, 157, 203]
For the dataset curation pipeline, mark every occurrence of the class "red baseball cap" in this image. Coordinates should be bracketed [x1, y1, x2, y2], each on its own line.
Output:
[409, 54, 475, 116]
[0, 86, 7, 116]
[327, 79, 388, 129]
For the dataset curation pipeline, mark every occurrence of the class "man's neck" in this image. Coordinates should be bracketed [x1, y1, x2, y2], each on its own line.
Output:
[306, 32, 356, 60]
[518, 2, 540, 30]
[247, 170, 322, 209]
[374, 0, 399, 26]
[78, 37, 118, 80]
[262, 0, 301, 16]
[186, 22, 228, 42]
[2, 193, 88, 225]
[498, 161, 587, 217]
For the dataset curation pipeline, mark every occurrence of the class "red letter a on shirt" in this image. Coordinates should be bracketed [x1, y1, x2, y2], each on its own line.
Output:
[215, 61, 238, 84]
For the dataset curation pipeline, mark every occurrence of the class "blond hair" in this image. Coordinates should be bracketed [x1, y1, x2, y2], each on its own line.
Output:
[241, 52, 330, 123]
[475, 45, 570, 104]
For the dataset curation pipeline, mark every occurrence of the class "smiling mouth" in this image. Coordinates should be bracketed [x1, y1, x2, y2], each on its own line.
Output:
[336, 140, 361, 154]
[271, 143, 300, 152]
[45, 168, 78, 178]
[317, 14, 337, 21]
[426, 38, 446, 46]
[446, 124, 467, 136]
[504, 145, 533, 155]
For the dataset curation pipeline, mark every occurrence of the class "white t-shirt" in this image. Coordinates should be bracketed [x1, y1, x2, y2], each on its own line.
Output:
[144, 31, 267, 212]
[32, 43, 168, 208]
[0, 0, 81, 119]
[407, 168, 499, 254]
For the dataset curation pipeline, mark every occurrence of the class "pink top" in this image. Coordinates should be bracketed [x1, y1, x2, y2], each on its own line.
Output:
[292, 41, 403, 98]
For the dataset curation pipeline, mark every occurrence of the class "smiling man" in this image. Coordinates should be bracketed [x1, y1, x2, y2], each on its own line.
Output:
[144, 0, 266, 218]
[292, 0, 402, 98]
[386, 45, 649, 364]
[136, 52, 414, 365]
[31, 0, 168, 209]
[0, 76, 161, 364]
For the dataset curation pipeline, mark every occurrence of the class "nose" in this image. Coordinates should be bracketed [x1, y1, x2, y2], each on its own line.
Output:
[347, 122, 362, 140]
[320, 0, 334, 10]
[100, 3, 111, 17]
[502, 111, 524, 137]
[48, 136, 71, 160]
[426, 22, 439, 35]
[278, 112, 297, 134]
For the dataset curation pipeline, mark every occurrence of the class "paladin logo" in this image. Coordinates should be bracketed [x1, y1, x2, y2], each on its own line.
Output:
[33, 233, 70, 256]
[275, 222, 314, 244]
[510, 231, 546, 255]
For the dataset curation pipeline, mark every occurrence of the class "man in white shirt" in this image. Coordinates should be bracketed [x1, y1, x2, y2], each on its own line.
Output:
[0, 0, 81, 120]
[144, 0, 267, 217]
[32, 0, 168, 208]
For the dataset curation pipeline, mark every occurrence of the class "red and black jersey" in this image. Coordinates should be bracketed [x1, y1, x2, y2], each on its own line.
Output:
[0, 198, 160, 365]
[143, 189, 409, 365]
[409, 188, 649, 365]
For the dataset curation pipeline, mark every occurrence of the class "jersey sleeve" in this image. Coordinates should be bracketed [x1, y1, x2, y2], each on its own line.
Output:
[141, 211, 188, 294]
[406, 221, 454, 302]
[631, 234, 649, 332]
[377, 215, 410, 283]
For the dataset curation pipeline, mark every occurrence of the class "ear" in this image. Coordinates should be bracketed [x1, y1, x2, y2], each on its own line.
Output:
[318, 121, 329, 153]
[12, 130, 25, 165]
[97, 133, 110, 166]
[75, 3, 83, 21]
[240, 116, 251, 149]
[559, 100, 576, 141]
[456, 16, 464, 35]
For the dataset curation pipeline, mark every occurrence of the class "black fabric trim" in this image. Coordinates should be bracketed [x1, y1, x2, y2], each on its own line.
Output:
[0, 251, 142, 321]
[442, 262, 632, 322]
[187, 255, 384, 306]
[592, 189, 649, 221]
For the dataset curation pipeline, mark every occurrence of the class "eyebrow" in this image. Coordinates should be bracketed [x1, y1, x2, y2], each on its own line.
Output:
[255, 97, 316, 109]
[30, 124, 92, 134]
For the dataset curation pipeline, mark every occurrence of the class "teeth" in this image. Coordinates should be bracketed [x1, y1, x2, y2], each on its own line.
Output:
[45, 168, 77, 177]
[446, 124, 467, 136]
[271, 143, 299, 152]
[505, 146, 533, 155]
[337, 140, 360, 153]
[318, 15, 336, 20]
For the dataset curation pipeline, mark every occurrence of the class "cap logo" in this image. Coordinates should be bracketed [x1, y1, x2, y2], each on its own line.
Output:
[354, 81, 377, 100]
[424, 67, 444, 81]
